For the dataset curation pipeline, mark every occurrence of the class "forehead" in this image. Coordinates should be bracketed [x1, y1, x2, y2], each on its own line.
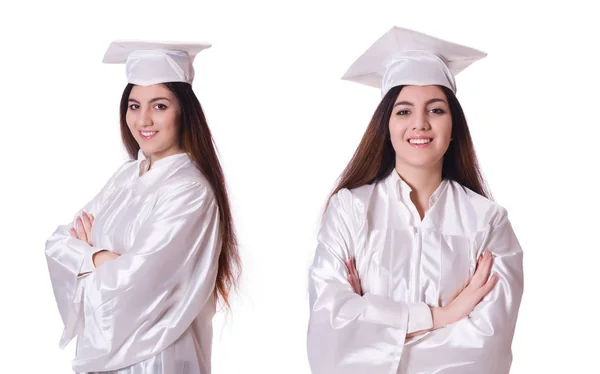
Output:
[395, 85, 446, 102]
[129, 84, 174, 100]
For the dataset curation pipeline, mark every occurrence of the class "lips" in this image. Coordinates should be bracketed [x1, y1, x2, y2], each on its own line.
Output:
[408, 138, 432, 145]
[140, 131, 158, 140]
[407, 137, 433, 148]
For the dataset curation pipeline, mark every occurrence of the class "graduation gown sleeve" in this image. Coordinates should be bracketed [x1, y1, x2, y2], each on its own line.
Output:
[398, 208, 524, 374]
[66, 180, 221, 372]
[45, 164, 129, 348]
[307, 190, 433, 374]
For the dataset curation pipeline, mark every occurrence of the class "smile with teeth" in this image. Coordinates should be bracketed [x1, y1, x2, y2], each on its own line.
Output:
[140, 131, 158, 139]
[409, 138, 432, 144]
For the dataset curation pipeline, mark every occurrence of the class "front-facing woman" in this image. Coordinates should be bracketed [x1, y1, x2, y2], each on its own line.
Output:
[307, 27, 524, 374]
[45, 41, 240, 374]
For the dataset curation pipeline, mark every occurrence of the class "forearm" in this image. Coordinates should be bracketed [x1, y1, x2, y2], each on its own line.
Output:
[406, 306, 450, 338]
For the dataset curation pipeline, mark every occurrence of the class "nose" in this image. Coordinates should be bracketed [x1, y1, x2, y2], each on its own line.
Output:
[412, 111, 431, 131]
[136, 108, 153, 128]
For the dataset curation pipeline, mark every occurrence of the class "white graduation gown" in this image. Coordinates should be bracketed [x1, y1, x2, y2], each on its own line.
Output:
[307, 170, 524, 374]
[45, 151, 221, 374]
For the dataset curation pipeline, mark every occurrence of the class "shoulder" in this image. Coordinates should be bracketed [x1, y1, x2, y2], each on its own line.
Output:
[328, 178, 387, 221]
[449, 181, 508, 227]
[100, 159, 137, 191]
[155, 173, 216, 207]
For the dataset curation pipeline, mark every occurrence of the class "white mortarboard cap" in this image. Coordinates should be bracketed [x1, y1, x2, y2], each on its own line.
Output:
[342, 26, 487, 96]
[102, 40, 211, 86]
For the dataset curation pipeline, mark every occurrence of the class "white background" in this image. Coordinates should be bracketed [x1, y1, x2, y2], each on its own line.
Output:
[0, 0, 598, 372]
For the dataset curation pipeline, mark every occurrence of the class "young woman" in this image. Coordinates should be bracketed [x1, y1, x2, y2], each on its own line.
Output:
[307, 27, 524, 374]
[45, 41, 240, 374]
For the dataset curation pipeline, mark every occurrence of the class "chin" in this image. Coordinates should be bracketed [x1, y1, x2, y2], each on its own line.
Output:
[139, 146, 159, 156]
[399, 157, 443, 169]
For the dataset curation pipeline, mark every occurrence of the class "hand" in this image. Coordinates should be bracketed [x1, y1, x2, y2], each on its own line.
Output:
[345, 257, 363, 296]
[92, 250, 120, 268]
[69, 212, 120, 269]
[70, 212, 94, 246]
[433, 250, 498, 329]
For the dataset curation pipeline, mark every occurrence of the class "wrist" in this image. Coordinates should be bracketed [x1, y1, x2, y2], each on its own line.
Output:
[92, 250, 108, 267]
[431, 306, 451, 330]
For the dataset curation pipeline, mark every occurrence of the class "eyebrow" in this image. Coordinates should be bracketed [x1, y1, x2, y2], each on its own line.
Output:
[393, 98, 447, 108]
[128, 97, 172, 103]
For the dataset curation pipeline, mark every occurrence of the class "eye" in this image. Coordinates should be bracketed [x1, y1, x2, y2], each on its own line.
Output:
[154, 103, 168, 110]
[430, 108, 446, 114]
[396, 110, 410, 116]
[128, 104, 140, 110]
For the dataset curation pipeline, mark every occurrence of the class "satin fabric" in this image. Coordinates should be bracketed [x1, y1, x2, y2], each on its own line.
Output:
[383, 51, 456, 96]
[307, 170, 524, 374]
[45, 151, 221, 374]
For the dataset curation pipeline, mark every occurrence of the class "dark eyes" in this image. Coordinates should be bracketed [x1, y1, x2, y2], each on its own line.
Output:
[128, 103, 168, 111]
[395, 108, 446, 116]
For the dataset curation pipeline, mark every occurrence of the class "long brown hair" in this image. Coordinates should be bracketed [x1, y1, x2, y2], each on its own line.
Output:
[120, 82, 240, 308]
[330, 85, 490, 202]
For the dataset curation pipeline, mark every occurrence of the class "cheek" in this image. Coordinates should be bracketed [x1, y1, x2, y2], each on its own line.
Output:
[388, 119, 406, 151]
[125, 112, 137, 132]
[158, 112, 180, 137]
[436, 119, 453, 148]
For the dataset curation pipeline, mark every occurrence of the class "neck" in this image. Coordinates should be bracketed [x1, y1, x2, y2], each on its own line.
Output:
[145, 147, 185, 168]
[395, 161, 443, 219]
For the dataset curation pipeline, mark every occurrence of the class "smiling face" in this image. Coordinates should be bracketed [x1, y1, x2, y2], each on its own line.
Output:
[125, 84, 183, 163]
[389, 85, 453, 172]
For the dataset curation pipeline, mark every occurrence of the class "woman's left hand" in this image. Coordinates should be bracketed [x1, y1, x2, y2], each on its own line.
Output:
[345, 257, 363, 296]
[70, 211, 94, 246]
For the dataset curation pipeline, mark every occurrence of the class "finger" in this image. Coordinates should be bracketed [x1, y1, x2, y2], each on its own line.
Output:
[345, 261, 353, 279]
[353, 279, 362, 295]
[348, 275, 358, 293]
[351, 259, 362, 293]
[90, 214, 95, 225]
[76, 217, 87, 243]
[479, 273, 499, 298]
[479, 251, 494, 282]
[472, 251, 493, 288]
[470, 263, 486, 289]
[474, 253, 485, 275]
[350, 272, 362, 295]
[69, 228, 77, 238]
[347, 258, 355, 274]
[348, 270, 358, 287]
[351, 257, 359, 276]
[82, 213, 93, 244]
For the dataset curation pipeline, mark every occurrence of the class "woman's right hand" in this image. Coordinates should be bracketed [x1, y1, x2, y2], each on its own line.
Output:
[432, 250, 498, 329]
[92, 250, 121, 268]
